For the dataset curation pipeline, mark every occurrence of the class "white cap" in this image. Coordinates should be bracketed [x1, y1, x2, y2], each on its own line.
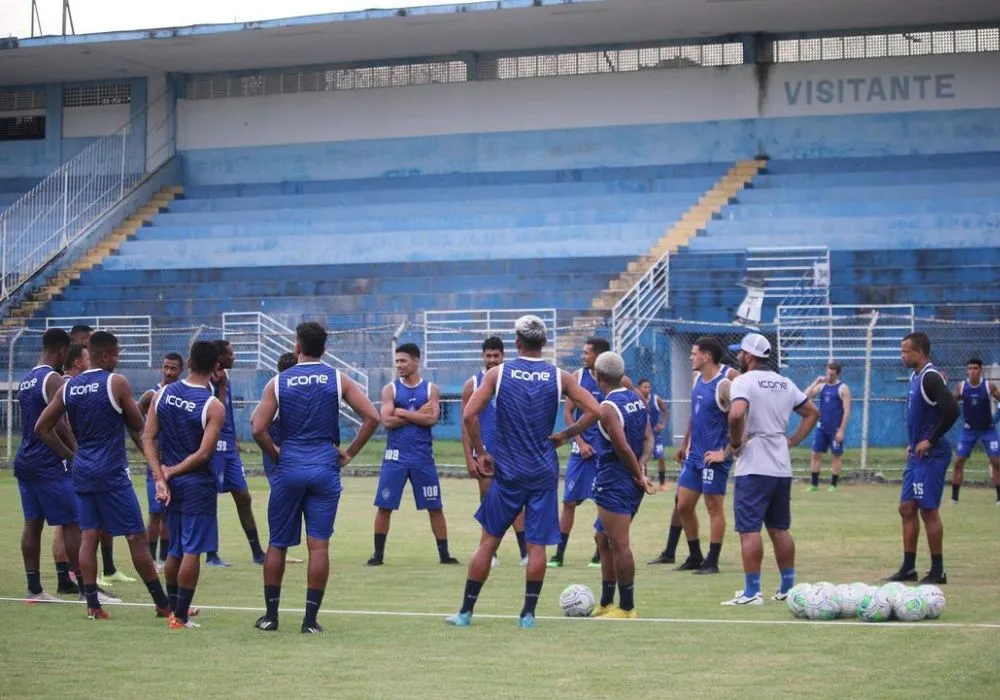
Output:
[594, 351, 625, 380]
[514, 315, 548, 344]
[730, 333, 771, 359]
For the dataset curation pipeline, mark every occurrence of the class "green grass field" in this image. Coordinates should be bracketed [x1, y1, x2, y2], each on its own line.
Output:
[0, 470, 998, 699]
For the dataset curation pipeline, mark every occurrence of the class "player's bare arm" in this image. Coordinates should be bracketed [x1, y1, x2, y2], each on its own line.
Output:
[460, 377, 478, 475]
[655, 395, 668, 432]
[34, 387, 74, 460]
[463, 365, 499, 476]
[138, 389, 155, 417]
[564, 390, 594, 458]
[836, 383, 852, 442]
[380, 383, 409, 430]
[165, 401, 226, 479]
[704, 379, 732, 464]
[599, 402, 652, 493]
[989, 380, 1000, 403]
[549, 370, 601, 446]
[339, 374, 380, 466]
[112, 374, 145, 449]
[639, 419, 655, 470]
[397, 384, 440, 427]
[251, 379, 280, 463]
[788, 398, 820, 448]
[140, 389, 169, 503]
[728, 397, 748, 452]
[48, 373, 77, 453]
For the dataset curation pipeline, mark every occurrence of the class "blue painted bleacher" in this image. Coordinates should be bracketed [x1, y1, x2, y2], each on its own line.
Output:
[669, 152, 1000, 322]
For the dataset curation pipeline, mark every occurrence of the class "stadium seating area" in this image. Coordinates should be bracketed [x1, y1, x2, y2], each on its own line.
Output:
[47, 163, 728, 327]
[669, 152, 1000, 322]
[0, 177, 38, 213]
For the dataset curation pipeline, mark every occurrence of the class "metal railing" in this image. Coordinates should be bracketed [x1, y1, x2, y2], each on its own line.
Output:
[0, 90, 175, 303]
[221, 312, 369, 425]
[423, 308, 558, 367]
[44, 315, 152, 366]
[611, 251, 669, 352]
[775, 304, 915, 366]
[744, 246, 830, 303]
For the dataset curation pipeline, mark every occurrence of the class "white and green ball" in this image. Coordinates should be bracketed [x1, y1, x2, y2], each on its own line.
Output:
[786, 583, 812, 618]
[917, 584, 946, 619]
[858, 589, 893, 622]
[893, 588, 929, 622]
[804, 585, 841, 621]
[837, 583, 871, 618]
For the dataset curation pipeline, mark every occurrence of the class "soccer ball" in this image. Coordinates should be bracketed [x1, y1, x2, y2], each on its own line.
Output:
[559, 584, 596, 617]
[918, 584, 946, 619]
[786, 583, 812, 618]
[858, 589, 892, 622]
[836, 583, 870, 619]
[879, 582, 908, 605]
[893, 588, 929, 622]
[804, 585, 840, 621]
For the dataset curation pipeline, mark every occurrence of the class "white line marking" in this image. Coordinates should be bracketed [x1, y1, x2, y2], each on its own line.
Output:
[3, 598, 998, 630]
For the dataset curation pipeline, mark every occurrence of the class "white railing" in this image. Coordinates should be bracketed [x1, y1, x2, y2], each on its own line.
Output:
[775, 304, 914, 366]
[221, 312, 369, 425]
[0, 91, 175, 303]
[611, 251, 669, 352]
[44, 315, 152, 366]
[423, 308, 558, 367]
[745, 246, 830, 304]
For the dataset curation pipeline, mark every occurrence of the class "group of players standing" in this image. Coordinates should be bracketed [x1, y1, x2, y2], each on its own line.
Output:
[12, 312, 994, 630]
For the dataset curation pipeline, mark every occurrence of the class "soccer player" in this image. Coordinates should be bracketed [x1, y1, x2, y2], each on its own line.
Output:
[591, 352, 656, 619]
[15, 329, 81, 602]
[206, 340, 266, 567]
[259, 352, 299, 480]
[675, 337, 736, 575]
[885, 332, 959, 585]
[139, 352, 184, 569]
[805, 361, 852, 493]
[950, 358, 1000, 505]
[722, 333, 818, 606]
[141, 341, 225, 629]
[35, 331, 171, 620]
[368, 343, 458, 566]
[448, 315, 601, 627]
[636, 379, 669, 490]
[548, 337, 609, 569]
[252, 322, 379, 633]
[462, 336, 528, 568]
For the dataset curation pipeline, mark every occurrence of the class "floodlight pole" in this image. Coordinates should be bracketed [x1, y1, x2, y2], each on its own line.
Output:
[30, 1, 42, 36]
[62, 1, 75, 36]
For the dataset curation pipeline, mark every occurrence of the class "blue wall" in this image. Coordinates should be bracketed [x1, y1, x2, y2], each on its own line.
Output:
[181, 107, 1000, 185]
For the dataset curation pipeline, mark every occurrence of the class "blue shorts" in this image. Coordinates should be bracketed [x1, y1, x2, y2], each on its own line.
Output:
[18, 477, 79, 526]
[956, 428, 1000, 459]
[269, 466, 342, 547]
[563, 452, 596, 503]
[734, 475, 792, 533]
[476, 478, 560, 546]
[653, 439, 665, 461]
[593, 477, 644, 533]
[374, 465, 442, 511]
[677, 457, 730, 495]
[146, 474, 166, 516]
[77, 486, 146, 536]
[812, 429, 844, 456]
[213, 451, 248, 493]
[167, 510, 219, 558]
[901, 451, 950, 510]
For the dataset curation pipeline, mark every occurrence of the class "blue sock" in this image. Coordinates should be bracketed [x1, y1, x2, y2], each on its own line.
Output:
[144, 577, 169, 609]
[744, 572, 762, 598]
[304, 588, 324, 625]
[780, 568, 796, 594]
[521, 580, 543, 618]
[264, 584, 281, 619]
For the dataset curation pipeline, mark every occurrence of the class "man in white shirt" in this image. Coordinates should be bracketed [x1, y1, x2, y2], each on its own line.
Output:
[721, 334, 818, 606]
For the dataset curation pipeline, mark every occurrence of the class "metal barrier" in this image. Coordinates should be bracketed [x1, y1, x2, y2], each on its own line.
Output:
[0, 90, 175, 302]
[44, 315, 153, 366]
[745, 246, 830, 303]
[611, 250, 668, 352]
[775, 304, 914, 365]
[422, 308, 557, 367]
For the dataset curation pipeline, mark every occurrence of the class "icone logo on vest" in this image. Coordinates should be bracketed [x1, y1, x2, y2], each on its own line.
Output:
[511, 369, 550, 381]
[19, 377, 38, 392]
[757, 380, 788, 390]
[623, 400, 645, 414]
[69, 383, 101, 396]
[165, 394, 196, 412]
[287, 374, 329, 386]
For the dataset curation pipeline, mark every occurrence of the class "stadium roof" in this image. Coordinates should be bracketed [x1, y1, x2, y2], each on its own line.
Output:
[2, 0, 998, 86]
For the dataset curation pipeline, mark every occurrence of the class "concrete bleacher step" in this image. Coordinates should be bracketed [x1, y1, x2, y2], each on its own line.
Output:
[3, 185, 183, 327]
[589, 158, 766, 315]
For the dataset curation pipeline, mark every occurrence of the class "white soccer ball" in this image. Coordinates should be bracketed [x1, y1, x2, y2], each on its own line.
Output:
[559, 584, 596, 617]
[786, 583, 812, 618]
[917, 584, 946, 619]
[858, 589, 892, 622]
[836, 583, 869, 619]
[893, 588, 929, 622]
[804, 585, 840, 621]
[879, 582, 908, 607]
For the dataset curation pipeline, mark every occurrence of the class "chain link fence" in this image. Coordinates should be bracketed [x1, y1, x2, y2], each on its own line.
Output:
[2, 315, 997, 483]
